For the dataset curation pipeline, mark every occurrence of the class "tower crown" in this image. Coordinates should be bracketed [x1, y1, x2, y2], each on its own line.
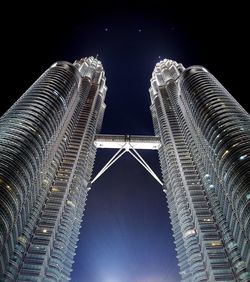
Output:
[149, 59, 184, 101]
[74, 57, 104, 80]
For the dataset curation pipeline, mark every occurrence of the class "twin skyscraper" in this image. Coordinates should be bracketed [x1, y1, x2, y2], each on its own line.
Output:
[0, 57, 249, 281]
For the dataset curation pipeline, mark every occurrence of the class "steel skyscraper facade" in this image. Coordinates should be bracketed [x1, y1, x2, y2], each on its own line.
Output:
[0, 57, 106, 281]
[0, 57, 249, 281]
[150, 59, 250, 281]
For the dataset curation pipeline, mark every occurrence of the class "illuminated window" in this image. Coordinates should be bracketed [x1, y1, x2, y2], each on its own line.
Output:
[18, 236, 27, 244]
[210, 241, 222, 246]
[184, 229, 196, 238]
[52, 187, 59, 192]
[6, 185, 12, 191]
[240, 155, 247, 160]
[66, 200, 75, 208]
[221, 150, 229, 159]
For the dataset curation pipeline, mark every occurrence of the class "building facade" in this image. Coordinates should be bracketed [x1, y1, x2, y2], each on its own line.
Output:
[0, 57, 250, 281]
[0, 57, 106, 281]
[150, 59, 250, 281]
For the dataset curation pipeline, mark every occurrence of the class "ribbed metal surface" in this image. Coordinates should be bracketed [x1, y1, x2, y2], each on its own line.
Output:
[0, 57, 107, 281]
[150, 59, 250, 281]
[0, 62, 80, 272]
[179, 67, 250, 269]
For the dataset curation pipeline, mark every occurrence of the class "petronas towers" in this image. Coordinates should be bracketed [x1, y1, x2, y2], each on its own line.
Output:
[0, 57, 249, 281]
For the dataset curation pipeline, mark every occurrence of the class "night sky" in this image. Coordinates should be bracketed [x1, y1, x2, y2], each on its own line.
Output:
[1, 2, 249, 282]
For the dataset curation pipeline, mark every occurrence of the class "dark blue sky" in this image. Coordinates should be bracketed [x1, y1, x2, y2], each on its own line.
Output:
[1, 2, 248, 282]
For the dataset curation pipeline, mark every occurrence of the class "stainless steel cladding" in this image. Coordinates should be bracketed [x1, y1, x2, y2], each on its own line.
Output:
[0, 57, 107, 281]
[150, 59, 250, 281]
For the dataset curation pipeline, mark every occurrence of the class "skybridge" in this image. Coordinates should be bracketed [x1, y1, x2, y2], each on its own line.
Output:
[92, 134, 163, 185]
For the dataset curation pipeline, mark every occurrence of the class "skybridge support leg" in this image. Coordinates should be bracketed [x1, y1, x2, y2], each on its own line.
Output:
[91, 134, 163, 186]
